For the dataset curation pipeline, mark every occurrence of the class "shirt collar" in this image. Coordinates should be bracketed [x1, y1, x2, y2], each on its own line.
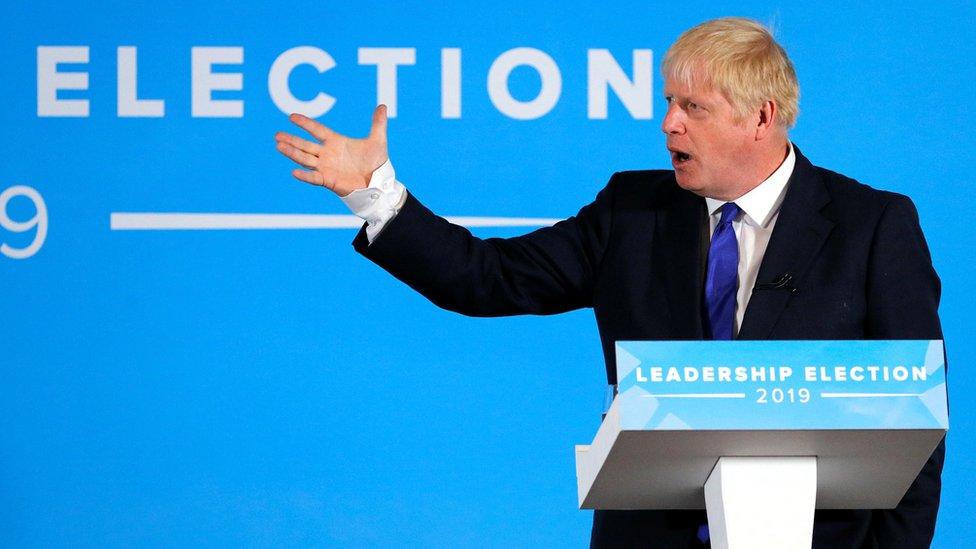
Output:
[705, 143, 796, 228]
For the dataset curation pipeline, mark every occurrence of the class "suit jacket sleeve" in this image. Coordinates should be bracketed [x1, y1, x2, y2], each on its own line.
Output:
[866, 194, 945, 549]
[351, 178, 616, 317]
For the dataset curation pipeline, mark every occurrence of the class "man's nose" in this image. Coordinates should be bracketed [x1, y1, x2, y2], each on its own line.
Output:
[661, 105, 684, 135]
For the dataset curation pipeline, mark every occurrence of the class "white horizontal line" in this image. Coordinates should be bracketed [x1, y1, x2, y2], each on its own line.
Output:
[444, 216, 562, 227]
[820, 392, 922, 398]
[641, 393, 746, 399]
[109, 213, 562, 230]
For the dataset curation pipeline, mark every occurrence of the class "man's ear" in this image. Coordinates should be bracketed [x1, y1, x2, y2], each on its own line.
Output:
[755, 99, 778, 140]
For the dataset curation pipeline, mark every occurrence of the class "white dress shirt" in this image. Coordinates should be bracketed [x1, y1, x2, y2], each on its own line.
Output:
[704, 143, 796, 335]
[340, 159, 406, 243]
[343, 145, 796, 337]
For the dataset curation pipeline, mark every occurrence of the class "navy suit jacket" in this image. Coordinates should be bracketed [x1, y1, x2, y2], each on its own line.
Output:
[353, 147, 944, 548]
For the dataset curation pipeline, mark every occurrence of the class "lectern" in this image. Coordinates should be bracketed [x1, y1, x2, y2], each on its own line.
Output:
[575, 340, 948, 549]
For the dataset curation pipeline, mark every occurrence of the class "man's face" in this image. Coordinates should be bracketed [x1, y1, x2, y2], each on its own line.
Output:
[662, 77, 757, 200]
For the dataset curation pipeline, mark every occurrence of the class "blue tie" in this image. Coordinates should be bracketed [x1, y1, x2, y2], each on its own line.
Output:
[704, 202, 741, 341]
[698, 202, 741, 546]
[697, 523, 711, 545]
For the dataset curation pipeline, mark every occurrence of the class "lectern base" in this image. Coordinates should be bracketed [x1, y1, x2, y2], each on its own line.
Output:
[704, 456, 816, 549]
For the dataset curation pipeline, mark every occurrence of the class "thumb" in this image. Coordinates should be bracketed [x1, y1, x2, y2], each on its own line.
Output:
[369, 104, 388, 141]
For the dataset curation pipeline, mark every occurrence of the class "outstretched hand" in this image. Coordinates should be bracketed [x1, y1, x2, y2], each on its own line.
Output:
[274, 105, 389, 196]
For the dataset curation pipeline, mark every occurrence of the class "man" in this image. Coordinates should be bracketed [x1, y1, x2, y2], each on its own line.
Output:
[275, 17, 943, 548]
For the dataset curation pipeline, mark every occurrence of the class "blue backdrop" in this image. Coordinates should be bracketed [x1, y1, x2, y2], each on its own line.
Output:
[3, 1, 973, 546]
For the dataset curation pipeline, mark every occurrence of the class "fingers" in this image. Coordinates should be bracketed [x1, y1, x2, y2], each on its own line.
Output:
[291, 168, 328, 189]
[276, 140, 318, 169]
[275, 131, 320, 156]
[292, 168, 340, 194]
[289, 113, 337, 142]
[368, 104, 388, 141]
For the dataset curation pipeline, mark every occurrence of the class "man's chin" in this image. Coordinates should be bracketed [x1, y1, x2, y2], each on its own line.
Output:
[675, 173, 719, 199]
[674, 172, 702, 193]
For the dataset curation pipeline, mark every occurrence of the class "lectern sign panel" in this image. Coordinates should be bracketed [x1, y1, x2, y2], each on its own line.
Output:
[615, 340, 947, 431]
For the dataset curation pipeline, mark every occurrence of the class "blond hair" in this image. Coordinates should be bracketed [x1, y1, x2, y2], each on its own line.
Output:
[662, 17, 800, 128]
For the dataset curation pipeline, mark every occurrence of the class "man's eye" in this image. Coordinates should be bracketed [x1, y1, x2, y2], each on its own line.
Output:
[688, 102, 700, 111]
[664, 96, 674, 104]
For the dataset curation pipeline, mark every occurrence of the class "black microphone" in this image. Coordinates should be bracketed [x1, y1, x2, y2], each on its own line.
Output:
[753, 273, 796, 293]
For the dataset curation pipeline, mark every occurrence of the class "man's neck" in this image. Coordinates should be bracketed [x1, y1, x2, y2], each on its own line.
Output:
[723, 140, 791, 201]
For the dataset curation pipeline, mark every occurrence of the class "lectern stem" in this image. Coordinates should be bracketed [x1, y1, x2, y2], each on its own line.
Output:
[704, 456, 816, 549]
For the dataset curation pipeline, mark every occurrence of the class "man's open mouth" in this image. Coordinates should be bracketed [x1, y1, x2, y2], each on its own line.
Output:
[669, 148, 692, 163]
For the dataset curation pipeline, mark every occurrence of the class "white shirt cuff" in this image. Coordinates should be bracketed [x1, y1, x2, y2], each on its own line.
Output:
[339, 159, 406, 243]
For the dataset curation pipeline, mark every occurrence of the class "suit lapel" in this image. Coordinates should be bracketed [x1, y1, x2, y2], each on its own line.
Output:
[737, 147, 835, 339]
[653, 181, 707, 339]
